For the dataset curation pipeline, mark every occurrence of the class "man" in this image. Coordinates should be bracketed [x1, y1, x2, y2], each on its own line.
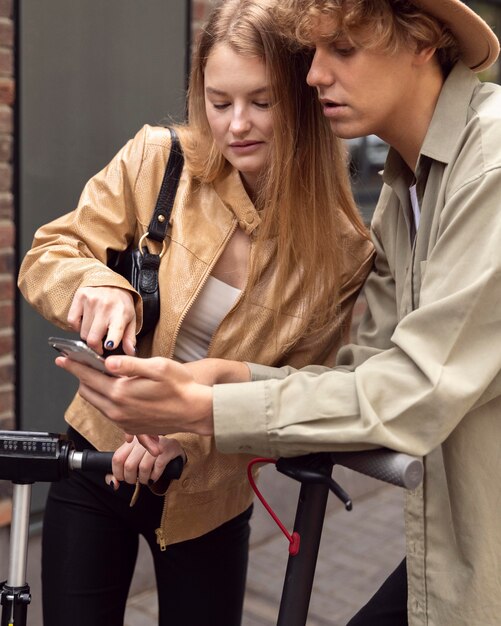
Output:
[55, 1, 501, 624]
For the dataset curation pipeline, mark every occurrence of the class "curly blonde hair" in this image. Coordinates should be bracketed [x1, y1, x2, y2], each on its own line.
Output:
[275, 0, 460, 74]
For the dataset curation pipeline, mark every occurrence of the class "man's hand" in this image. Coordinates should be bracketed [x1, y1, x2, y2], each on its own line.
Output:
[55, 354, 214, 438]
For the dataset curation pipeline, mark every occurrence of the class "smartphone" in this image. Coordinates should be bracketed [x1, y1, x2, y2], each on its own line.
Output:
[48, 337, 110, 375]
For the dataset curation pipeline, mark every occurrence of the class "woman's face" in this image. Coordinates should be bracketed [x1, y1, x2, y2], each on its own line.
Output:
[204, 43, 274, 197]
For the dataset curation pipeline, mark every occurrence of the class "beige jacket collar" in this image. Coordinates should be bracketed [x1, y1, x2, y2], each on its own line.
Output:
[211, 164, 262, 236]
[420, 62, 479, 164]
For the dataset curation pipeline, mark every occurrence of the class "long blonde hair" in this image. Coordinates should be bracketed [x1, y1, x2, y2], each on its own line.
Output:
[176, 0, 368, 342]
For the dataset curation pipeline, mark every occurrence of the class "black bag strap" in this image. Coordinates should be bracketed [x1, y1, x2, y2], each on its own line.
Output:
[146, 127, 184, 243]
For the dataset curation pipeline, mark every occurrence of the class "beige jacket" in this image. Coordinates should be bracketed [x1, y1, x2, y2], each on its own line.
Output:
[214, 63, 501, 625]
[18, 124, 374, 547]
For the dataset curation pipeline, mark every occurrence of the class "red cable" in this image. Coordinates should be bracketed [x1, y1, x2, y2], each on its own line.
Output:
[247, 457, 301, 556]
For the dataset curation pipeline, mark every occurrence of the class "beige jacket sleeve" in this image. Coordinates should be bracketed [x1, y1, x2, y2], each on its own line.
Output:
[18, 126, 149, 332]
[213, 167, 501, 459]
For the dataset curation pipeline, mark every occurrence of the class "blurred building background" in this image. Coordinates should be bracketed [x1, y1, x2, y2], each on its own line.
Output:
[0, 1, 500, 624]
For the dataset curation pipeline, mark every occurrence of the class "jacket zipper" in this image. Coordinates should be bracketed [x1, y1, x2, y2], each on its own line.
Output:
[155, 526, 168, 551]
[155, 218, 240, 551]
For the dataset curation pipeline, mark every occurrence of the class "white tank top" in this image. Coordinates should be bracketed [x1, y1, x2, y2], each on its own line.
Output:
[173, 275, 242, 363]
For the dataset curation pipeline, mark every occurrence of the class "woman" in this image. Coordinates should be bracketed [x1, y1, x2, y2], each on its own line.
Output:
[18, 1, 373, 625]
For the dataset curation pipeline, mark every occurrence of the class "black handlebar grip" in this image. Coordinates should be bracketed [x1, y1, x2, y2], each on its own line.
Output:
[330, 449, 423, 490]
[150, 455, 184, 493]
[79, 450, 184, 486]
[80, 450, 114, 474]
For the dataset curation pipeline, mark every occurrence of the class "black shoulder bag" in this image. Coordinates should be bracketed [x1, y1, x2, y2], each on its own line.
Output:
[108, 127, 184, 338]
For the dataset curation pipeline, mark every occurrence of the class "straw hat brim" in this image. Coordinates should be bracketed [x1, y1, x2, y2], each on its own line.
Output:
[411, 0, 499, 72]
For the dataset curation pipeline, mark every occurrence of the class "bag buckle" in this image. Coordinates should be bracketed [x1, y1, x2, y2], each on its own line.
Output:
[138, 232, 167, 258]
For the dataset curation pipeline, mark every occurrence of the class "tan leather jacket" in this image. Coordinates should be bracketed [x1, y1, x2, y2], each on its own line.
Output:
[18, 125, 374, 547]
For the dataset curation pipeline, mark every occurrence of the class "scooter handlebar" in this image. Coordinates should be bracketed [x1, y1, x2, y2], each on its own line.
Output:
[330, 448, 423, 490]
[69, 449, 185, 484]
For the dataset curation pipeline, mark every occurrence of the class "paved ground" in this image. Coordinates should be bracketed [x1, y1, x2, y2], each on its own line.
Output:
[124, 470, 405, 626]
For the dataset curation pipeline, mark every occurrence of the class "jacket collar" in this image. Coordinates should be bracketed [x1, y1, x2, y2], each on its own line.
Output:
[420, 61, 479, 165]
[382, 62, 480, 187]
[211, 165, 262, 236]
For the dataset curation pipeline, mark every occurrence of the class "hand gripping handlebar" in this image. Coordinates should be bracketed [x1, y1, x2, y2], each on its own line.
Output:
[0, 430, 184, 626]
[0, 430, 184, 485]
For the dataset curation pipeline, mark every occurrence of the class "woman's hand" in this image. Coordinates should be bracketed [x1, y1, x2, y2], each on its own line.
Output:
[106, 435, 186, 489]
[68, 286, 136, 355]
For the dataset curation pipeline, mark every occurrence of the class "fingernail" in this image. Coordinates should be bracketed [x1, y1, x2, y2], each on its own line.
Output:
[105, 340, 114, 349]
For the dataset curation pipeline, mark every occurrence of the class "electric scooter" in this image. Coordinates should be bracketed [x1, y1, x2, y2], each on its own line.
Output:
[0, 430, 422, 626]
[248, 449, 422, 626]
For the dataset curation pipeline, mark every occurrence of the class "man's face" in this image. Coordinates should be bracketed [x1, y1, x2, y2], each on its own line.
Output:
[306, 20, 421, 145]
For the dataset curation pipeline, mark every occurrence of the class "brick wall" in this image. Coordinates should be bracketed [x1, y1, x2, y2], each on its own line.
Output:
[0, 0, 14, 433]
[0, 0, 14, 522]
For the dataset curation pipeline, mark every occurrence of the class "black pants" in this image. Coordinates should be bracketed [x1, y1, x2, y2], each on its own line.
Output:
[347, 558, 408, 626]
[42, 428, 252, 626]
